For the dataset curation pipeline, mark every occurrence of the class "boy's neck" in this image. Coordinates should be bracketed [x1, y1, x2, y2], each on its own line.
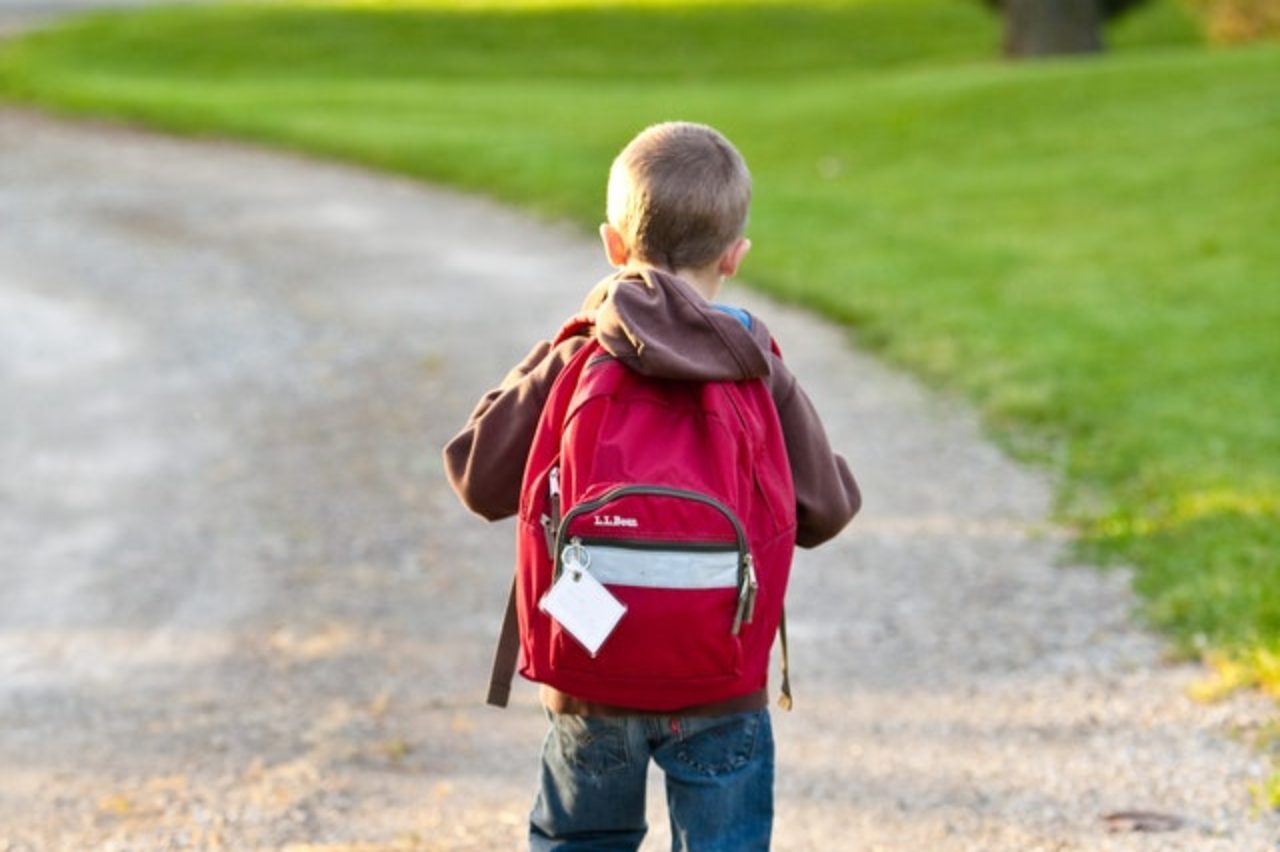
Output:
[628, 263, 722, 302]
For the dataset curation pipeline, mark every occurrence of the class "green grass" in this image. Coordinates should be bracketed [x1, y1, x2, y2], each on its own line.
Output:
[1, 0, 1278, 690]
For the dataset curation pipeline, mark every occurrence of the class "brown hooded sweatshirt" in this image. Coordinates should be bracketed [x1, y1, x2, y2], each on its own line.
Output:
[444, 269, 861, 715]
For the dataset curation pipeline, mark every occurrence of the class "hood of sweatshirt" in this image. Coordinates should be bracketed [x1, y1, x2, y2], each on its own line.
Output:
[580, 268, 773, 382]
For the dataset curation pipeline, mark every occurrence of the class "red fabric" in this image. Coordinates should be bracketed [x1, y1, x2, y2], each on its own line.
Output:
[515, 333, 797, 711]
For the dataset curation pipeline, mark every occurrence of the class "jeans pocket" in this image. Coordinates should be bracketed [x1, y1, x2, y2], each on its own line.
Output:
[672, 711, 766, 778]
[552, 714, 631, 778]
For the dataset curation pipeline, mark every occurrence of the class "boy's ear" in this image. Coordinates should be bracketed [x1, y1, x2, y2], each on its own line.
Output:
[599, 223, 630, 267]
[717, 237, 751, 279]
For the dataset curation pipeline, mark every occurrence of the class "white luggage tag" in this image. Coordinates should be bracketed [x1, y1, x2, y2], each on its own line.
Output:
[539, 540, 627, 657]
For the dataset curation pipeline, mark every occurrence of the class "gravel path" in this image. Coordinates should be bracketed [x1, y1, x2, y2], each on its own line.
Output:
[1, 105, 1277, 851]
[0, 0, 189, 35]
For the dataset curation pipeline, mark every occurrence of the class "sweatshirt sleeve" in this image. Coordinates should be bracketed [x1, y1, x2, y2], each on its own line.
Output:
[769, 360, 862, 548]
[443, 337, 587, 521]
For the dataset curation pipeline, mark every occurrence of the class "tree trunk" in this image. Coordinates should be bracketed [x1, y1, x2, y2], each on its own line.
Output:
[1004, 0, 1104, 57]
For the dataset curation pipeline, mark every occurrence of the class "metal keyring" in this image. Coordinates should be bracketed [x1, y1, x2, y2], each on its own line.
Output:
[561, 540, 591, 574]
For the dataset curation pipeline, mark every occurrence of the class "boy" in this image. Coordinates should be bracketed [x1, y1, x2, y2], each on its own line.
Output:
[444, 122, 860, 851]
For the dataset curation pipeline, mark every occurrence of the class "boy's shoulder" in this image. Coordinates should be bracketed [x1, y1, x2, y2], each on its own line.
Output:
[710, 302, 753, 332]
[579, 269, 776, 385]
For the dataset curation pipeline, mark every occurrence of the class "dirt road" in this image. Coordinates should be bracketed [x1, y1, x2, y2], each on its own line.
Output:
[1, 104, 1276, 850]
[0, 0, 196, 35]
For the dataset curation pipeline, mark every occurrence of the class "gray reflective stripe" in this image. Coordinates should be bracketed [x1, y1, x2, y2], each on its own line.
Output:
[584, 544, 739, 589]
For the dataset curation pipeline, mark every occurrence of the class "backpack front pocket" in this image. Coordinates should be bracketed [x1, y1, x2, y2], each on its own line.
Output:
[549, 542, 744, 684]
[546, 485, 755, 686]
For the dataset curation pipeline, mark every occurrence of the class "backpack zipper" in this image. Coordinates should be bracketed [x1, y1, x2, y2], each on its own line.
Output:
[553, 482, 757, 635]
[733, 553, 758, 635]
[572, 537, 737, 553]
[540, 466, 563, 560]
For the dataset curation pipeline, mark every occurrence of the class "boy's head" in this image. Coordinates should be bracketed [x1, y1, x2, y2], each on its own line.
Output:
[602, 122, 751, 280]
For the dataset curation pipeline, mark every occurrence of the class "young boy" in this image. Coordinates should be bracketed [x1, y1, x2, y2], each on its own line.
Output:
[444, 122, 860, 851]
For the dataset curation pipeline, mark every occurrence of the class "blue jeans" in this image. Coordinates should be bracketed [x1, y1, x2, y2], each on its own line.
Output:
[529, 709, 774, 851]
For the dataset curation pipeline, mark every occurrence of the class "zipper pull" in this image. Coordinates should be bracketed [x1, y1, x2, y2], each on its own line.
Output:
[731, 554, 758, 636]
[545, 466, 562, 560]
[540, 513, 555, 558]
[732, 587, 748, 635]
[561, 536, 589, 581]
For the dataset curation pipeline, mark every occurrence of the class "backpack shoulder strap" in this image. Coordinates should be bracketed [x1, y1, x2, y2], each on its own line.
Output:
[767, 334, 793, 709]
[720, 364, 794, 712]
[553, 311, 596, 347]
[486, 576, 522, 707]
[487, 315, 598, 709]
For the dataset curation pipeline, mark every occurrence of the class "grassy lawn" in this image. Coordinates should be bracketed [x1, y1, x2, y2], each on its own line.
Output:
[1, 1, 1277, 698]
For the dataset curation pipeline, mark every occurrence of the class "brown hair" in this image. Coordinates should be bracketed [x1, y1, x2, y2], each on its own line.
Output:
[607, 122, 751, 271]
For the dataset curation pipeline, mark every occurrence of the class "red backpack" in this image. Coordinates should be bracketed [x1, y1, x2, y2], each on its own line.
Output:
[487, 313, 798, 711]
